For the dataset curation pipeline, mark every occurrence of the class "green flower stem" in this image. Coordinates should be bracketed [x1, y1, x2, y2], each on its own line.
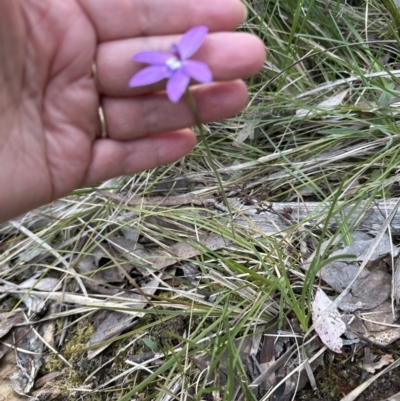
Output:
[185, 89, 234, 228]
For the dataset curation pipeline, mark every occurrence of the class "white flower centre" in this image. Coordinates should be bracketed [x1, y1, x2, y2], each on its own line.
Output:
[166, 57, 182, 70]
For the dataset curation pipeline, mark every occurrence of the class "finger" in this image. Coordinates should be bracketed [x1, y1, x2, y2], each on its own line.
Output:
[102, 80, 248, 141]
[79, 0, 246, 42]
[97, 32, 265, 96]
[83, 130, 197, 185]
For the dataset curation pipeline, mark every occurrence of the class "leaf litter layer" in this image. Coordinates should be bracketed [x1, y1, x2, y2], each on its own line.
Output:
[4, 0, 400, 400]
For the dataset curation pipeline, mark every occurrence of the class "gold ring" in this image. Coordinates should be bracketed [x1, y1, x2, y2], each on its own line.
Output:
[92, 62, 108, 139]
[98, 105, 108, 139]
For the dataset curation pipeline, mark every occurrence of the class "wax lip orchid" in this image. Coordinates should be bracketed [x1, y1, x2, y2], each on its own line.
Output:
[129, 26, 213, 103]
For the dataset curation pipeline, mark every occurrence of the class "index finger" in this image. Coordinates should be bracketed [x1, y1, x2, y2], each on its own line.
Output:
[79, 0, 247, 42]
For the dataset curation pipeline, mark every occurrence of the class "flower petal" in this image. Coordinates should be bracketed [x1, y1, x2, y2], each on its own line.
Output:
[133, 51, 172, 65]
[174, 25, 208, 60]
[129, 65, 170, 87]
[182, 60, 212, 83]
[166, 70, 190, 103]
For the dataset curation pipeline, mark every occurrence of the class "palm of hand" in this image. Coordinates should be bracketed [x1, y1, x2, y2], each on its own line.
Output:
[2, 1, 98, 218]
[0, 0, 264, 221]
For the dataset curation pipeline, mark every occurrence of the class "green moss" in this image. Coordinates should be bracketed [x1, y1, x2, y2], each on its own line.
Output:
[38, 319, 102, 400]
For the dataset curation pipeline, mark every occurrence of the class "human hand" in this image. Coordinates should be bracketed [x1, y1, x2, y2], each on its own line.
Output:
[0, 0, 265, 222]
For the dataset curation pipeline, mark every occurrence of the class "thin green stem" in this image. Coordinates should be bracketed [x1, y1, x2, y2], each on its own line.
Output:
[185, 89, 234, 232]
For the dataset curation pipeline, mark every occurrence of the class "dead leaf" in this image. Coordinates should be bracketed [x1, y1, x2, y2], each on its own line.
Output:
[41, 303, 59, 349]
[34, 371, 64, 389]
[233, 121, 257, 146]
[328, 231, 398, 262]
[181, 262, 200, 285]
[0, 311, 24, 340]
[0, 352, 27, 401]
[87, 276, 160, 359]
[77, 244, 134, 283]
[153, 233, 228, 270]
[312, 288, 346, 353]
[10, 326, 44, 395]
[258, 322, 278, 393]
[341, 270, 391, 310]
[348, 300, 400, 346]
[0, 282, 47, 315]
[16, 276, 61, 292]
[304, 232, 395, 310]
[35, 372, 65, 389]
[363, 354, 394, 373]
[120, 226, 139, 242]
[296, 89, 349, 117]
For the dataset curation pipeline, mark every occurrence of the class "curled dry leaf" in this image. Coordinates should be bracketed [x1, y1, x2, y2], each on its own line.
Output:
[363, 354, 394, 374]
[312, 288, 346, 353]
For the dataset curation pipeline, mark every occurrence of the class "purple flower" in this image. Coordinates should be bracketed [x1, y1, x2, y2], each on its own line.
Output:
[129, 26, 213, 103]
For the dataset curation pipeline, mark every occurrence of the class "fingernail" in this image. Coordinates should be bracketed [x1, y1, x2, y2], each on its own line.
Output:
[242, 3, 249, 21]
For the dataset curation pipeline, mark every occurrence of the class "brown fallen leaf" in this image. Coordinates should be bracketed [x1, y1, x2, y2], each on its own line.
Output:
[0, 324, 31, 361]
[87, 276, 160, 359]
[363, 354, 394, 373]
[10, 326, 44, 396]
[0, 310, 25, 340]
[348, 300, 400, 346]
[0, 352, 27, 401]
[34, 371, 64, 389]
